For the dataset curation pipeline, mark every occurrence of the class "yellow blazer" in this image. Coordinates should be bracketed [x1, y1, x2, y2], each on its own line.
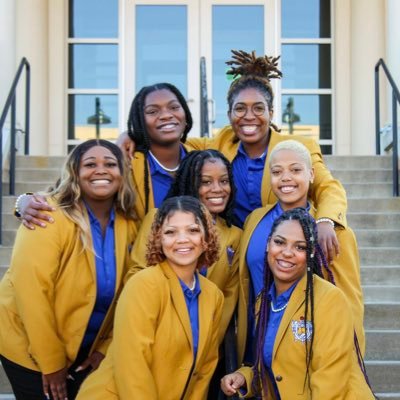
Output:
[77, 261, 224, 400]
[238, 275, 374, 400]
[236, 205, 365, 365]
[187, 125, 347, 227]
[128, 209, 241, 344]
[0, 206, 137, 374]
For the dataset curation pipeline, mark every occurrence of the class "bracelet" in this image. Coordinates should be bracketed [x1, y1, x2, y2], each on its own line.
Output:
[13, 192, 34, 218]
[316, 218, 335, 228]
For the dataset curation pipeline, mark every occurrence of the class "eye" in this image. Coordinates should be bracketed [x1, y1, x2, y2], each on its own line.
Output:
[189, 227, 201, 233]
[106, 162, 118, 168]
[163, 229, 175, 235]
[271, 170, 281, 176]
[253, 105, 266, 114]
[296, 245, 307, 252]
[145, 108, 159, 116]
[221, 179, 230, 185]
[292, 167, 303, 173]
[233, 105, 246, 113]
[169, 104, 182, 111]
[83, 162, 96, 168]
[273, 238, 284, 246]
[201, 180, 211, 186]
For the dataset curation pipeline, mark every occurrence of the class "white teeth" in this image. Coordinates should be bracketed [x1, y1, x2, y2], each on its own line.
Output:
[280, 186, 296, 193]
[160, 124, 176, 130]
[241, 126, 257, 134]
[176, 248, 191, 254]
[277, 260, 294, 269]
[91, 180, 110, 185]
[208, 197, 224, 205]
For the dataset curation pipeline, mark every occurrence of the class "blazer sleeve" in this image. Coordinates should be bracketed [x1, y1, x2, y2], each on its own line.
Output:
[190, 290, 224, 399]
[306, 138, 347, 228]
[310, 287, 354, 398]
[10, 216, 68, 374]
[113, 272, 161, 399]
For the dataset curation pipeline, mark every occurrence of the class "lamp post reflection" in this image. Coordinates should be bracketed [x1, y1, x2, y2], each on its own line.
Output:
[87, 97, 111, 139]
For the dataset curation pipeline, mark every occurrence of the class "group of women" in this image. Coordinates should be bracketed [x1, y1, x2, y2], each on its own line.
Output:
[0, 50, 375, 399]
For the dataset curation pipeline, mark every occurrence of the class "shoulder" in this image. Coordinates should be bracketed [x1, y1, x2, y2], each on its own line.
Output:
[199, 274, 224, 300]
[243, 206, 271, 231]
[271, 131, 320, 152]
[313, 276, 349, 306]
[216, 217, 242, 244]
[125, 264, 165, 291]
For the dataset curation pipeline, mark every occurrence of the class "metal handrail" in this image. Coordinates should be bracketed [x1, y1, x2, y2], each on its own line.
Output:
[375, 58, 399, 196]
[0, 57, 31, 244]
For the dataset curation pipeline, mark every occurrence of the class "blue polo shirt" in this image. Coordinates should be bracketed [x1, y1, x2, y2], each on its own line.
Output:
[148, 145, 187, 207]
[263, 281, 298, 400]
[232, 143, 267, 227]
[179, 274, 201, 360]
[81, 205, 116, 349]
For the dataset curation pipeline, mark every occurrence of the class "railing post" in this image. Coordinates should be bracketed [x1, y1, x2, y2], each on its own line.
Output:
[375, 63, 381, 155]
[25, 62, 30, 154]
[10, 96, 16, 196]
[392, 90, 399, 197]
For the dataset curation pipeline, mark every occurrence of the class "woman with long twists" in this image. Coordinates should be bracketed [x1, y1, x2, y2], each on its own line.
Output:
[221, 208, 375, 400]
[236, 140, 366, 369]
[0, 140, 137, 400]
[77, 196, 224, 399]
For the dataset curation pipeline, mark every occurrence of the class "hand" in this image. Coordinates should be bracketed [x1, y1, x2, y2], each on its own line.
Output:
[220, 372, 246, 396]
[317, 221, 339, 263]
[116, 131, 135, 160]
[42, 367, 68, 400]
[20, 194, 55, 230]
[75, 351, 105, 373]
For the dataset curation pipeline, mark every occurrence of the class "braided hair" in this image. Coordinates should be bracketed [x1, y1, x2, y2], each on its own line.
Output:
[165, 150, 236, 226]
[226, 50, 282, 134]
[252, 208, 325, 397]
[127, 83, 193, 213]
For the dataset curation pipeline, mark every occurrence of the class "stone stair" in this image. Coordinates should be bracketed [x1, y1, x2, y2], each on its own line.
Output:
[0, 154, 400, 398]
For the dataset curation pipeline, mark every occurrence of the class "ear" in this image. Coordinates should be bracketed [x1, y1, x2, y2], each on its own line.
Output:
[309, 167, 315, 184]
[269, 108, 274, 120]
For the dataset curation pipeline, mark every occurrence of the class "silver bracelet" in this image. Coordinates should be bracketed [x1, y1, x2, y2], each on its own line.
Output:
[14, 192, 33, 218]
[316, 218, 335, 227]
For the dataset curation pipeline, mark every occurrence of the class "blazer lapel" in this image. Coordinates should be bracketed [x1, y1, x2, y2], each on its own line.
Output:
[113, 213, 127, 289]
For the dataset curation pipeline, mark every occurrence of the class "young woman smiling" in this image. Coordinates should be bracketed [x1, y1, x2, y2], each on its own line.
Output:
[77, 196, 223, 400]
[0, 140, 137, 400]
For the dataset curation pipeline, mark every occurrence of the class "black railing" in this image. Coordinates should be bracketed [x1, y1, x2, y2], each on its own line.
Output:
[200, 57, 209, 137]
[0, 57, 31, 244]
[375, 58, 399, 196]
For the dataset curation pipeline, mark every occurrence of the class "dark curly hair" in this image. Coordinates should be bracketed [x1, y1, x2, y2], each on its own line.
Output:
[146, 196, 220, 269]
[165, 150, 236, 226]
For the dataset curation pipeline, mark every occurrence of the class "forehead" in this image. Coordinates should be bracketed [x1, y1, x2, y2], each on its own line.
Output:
[163, 210, 198, 226]
[81, 145, 115, 160]
[145, 89, 179, 106]
[201, 158, 228, 174]
[273, 219, 305, 241]
[270, 148, 309, 167]
[233, 87, 267, 104]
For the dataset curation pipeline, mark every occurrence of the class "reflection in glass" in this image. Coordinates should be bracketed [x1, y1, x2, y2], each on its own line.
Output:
[68, 44, 118, 89]
[212, 6, 264, 131]
[68, 95, 118, 140]
[320, 145, 332, 155]
[282, 44, 331, 89]
[69, 0, 118, 38]
[136, 6, 187, 96]
[281, 0, 330, 38]
[281, 95, 331, 141]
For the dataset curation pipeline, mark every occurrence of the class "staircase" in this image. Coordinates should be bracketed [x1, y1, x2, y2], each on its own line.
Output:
[1, 154, 400, 398]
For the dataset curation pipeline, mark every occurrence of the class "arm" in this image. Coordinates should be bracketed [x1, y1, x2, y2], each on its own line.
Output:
[15, 193, 55, 229]
[116, 131, 135, 160]
[113, 274, 160, 399]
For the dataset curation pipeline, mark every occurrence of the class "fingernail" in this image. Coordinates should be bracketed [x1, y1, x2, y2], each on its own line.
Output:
[49, 218, 54, 223]
[75, 366, 83, 372]
[40, 223, 46, 228]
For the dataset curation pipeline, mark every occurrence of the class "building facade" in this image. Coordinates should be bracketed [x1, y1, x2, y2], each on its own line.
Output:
[1, 0, 399, 156]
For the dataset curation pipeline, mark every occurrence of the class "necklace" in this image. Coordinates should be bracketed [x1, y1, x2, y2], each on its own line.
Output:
[270, 301, 288, 313]
[148, 150, 180, 172]
[189, 275, 196, 291]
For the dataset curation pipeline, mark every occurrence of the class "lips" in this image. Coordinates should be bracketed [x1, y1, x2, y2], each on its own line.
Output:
[276, 259, 295, 269]
[240, 125, 258, 134]
[157, 122, 178, 132]
[207, 197, 226, 205]
[174, 248, 193, 255]
[279, 185, 297, 194]
[90, 179, 111, 185]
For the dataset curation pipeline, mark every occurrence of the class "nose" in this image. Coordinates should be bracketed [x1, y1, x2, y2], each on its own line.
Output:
[243, 108, 256, 120]
[281, 170, 292, 181]
[176, 231, 189, 243]
[159, 107, 173, 120]
[210, 181, 223, 192]
[282, 245, 294, 257]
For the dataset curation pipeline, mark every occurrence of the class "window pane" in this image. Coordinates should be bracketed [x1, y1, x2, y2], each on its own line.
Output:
[281, 95, 332, 141]
[69, 44, 118, 89]
[282, 0, 330, 38]
[212, 5, 264, 131]
[68, 95, 118, 140]
[320, 145, 332, 155]
[282, 44, 331, 89]
[69, 0, 118, 38]
[136, 6, 187, 96]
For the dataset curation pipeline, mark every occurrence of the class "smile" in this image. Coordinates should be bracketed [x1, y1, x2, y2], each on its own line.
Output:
[157, 123, 178, 131]
[90, 179, 111, 185]
[276, 259, 295, 269]
[240, 125, 258, 134]
[174, 248, 193, 254]
[279, 185, 297, 193]
[207, 197, 226, 205]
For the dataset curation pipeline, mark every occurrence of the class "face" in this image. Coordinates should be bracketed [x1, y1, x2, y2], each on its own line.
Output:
[144, 89, 187, 146]
[198, 159, 231, 216]
[161, 211, 205, 271]
[228, 87, 273, 147]
[268, 220, 308, 294]
[78, 145, 122, 202]
[270, 149, 314, 210]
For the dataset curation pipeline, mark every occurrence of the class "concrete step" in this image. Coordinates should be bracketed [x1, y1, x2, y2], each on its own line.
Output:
[0, 266, 7, 280]
[348, 212, 400, 229]
[366, 360, 400, 393]
[0, 363, 12, 395]
[324, 155, 391, 169]
[6, 182, 54, 194]
[365, 330, 400, 361]
[344, 182, 393, 198]
[363, 285, 400, 302]
[360, 247, 400, 266]
[14, 168, 61, 182]
[373, 395, 400, 400]
[0, 231, 16, 247]
[1, 214, 20, 231]
[354, 229, 400, 247]
[0, 247, 12, 266]
[14, 155, 65, 168]
[332, 168, 392, 183]
[361, 266, 400, 285]
[348, 198, 400, 213]
[364, 303, 400, 330]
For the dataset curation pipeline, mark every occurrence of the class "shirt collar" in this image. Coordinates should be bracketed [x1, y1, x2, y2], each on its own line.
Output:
[149, 144, 187, 176]
[85, 202, 115, 225]
[268, 280, 298, 305]
[179, 272, 201, 298]
[237, 141, 267, 160]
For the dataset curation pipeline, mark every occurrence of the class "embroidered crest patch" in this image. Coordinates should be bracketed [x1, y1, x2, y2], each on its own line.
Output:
[291, 319, 313, 343]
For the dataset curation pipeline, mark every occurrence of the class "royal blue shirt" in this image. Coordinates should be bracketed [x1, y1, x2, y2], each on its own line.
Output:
[263, 282, 298, 400]
[81, 205, 116, 349]
[179, 274, 201, 360]
[232, 143, 267, 227]
[148, 145, 187, 207]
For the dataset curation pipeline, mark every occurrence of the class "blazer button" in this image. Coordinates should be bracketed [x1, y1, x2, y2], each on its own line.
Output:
[275, 375, 283, 382]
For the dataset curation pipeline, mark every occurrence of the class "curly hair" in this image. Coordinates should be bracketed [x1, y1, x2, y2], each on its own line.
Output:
[146, 196, 220, 269]
[226, 49, 282, 133]
[47, 139, 136, 251]
[165, 150, 236, 226]
[127, 83, 193, 214]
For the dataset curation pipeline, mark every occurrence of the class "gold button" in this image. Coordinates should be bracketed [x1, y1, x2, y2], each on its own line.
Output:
[276, 375, 283, 382]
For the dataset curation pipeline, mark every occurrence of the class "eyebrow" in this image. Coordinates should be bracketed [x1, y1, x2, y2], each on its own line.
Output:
[82, 155, 117, 162]
[144, 100, 180, 108]
[273, 234, 307, 244]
